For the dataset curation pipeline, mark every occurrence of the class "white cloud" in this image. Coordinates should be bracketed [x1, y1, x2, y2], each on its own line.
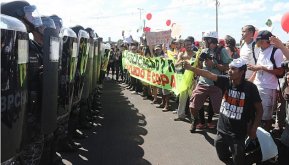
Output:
[272, 2, 289, 12]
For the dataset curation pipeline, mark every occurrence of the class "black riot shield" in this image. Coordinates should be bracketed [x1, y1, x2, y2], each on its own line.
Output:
[92, 39, 98, 91]
[57, 28, 78, 121]
[41, 28, 60, 134]
[96, 38, 103, 85]
[1, 15, 29, 162]
[73, 30, 89, 105]
[82, 38, 94, 99]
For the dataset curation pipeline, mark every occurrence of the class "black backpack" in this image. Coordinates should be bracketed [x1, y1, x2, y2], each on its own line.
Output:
[270, 47, 285, 79]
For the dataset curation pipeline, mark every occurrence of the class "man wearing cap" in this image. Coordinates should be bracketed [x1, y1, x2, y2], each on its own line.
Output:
[183, 58, 263, 165]
[247, 30, 284, 131]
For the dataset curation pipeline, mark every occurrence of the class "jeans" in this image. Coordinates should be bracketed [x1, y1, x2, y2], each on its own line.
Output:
[215, 133, 245, 165]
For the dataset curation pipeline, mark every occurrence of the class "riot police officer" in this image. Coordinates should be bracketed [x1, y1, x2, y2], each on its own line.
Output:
[1, 1, 44, 164]
[2, 1, 60, 165]
[1, 13, 29, 165]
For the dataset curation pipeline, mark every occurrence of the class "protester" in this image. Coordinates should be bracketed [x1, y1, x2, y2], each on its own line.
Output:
[239, 25, 260, 80]
[183, 58, 263, 165]
[107, 48, 116, 80]
[174, 37, 196, 121]
[188, 31, 231, 132]
[224, 35, 239, 59]
[115, 48, 123, 82]
[247, 30, 284, 131]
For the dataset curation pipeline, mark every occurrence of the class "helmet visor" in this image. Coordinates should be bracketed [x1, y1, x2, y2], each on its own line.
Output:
[24, 5, 42, 27]
[37, 17, 56, 34]
[50, 15, 63, 29]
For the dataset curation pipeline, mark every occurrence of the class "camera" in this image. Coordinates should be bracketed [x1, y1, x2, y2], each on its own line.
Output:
[281, 61, 289, 69]
[199, 52, 213, 61]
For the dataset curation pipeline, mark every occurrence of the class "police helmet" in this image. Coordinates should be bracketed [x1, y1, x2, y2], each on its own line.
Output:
[1, 1, 42, 31]
[49, 14, 62, 32]
[71, 25, 84, 37]
[37, 16, 56, 34]
[85, 27, 96, 39]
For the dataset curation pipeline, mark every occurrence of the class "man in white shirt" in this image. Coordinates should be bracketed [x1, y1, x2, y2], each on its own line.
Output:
[240, 25, 260, 79]
[247, 30, 284, 131]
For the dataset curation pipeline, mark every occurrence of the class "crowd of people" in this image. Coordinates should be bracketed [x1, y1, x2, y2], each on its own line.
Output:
[105, 27, 289, 164]
[2, 0, 289, 165]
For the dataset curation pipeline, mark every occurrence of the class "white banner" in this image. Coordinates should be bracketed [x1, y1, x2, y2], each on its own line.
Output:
[146, 30, 171, 46]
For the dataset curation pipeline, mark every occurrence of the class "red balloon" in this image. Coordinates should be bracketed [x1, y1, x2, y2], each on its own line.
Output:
[166, 19, 171, 26]
[146, 13, 152, 20]
[143, 27, 151, 32]
[281, 12, 289, 33]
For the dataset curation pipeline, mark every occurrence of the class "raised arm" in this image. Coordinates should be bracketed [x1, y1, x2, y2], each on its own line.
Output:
[182, 61, 218, 81]
[270, 36, 289, 60]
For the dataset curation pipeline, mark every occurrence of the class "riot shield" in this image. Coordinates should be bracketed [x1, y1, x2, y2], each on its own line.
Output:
[91, 39, 98, 91]
[1, 14, 29, 162]
[41, 28, 60, 134]
[82, 38, 94, 99]
[96, 38, 103, 85]
[57, 28, 78, 121]
[73, 30, 89, 105]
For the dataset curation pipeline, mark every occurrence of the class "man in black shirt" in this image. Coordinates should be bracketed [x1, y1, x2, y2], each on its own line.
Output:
[183, 58, 263, 165]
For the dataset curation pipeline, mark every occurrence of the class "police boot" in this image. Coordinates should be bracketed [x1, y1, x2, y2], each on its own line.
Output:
[72, 130, 88, 139]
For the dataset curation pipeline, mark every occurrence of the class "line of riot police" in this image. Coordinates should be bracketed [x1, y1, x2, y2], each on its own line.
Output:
[1, 1, 106, 164]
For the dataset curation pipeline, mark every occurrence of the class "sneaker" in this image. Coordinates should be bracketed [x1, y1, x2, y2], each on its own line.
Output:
[207, 122, 216, 129]
[174, 117, 186, 121]
[162, 107, 169, 112]
[150, 100, 158, 104]
[131, 91, 137, 94]
[156, 104, 165, 108]
[196, 123, 206, 129]
[172, 110, 177, 114]
[190, 121, 197, 133]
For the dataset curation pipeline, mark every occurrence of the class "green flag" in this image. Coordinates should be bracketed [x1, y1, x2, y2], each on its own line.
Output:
[266, 19, 272, 27]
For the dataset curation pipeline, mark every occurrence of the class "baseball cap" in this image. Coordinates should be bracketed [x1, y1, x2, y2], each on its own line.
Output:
[256, 30, 272, 42]
[229, 58, 246, 69]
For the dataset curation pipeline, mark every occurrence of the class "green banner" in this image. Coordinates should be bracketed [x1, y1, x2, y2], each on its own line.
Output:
[122, 51, 200, 95]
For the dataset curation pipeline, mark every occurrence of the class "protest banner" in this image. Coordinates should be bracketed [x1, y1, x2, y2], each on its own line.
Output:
[146, 30, 171, 46]
[122, 51, 197, 95]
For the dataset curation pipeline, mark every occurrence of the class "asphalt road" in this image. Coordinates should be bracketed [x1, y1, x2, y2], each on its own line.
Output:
[60, 78, 224, 165]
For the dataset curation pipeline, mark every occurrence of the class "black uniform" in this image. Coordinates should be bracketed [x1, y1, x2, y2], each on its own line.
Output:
[20, 40, 44, 165]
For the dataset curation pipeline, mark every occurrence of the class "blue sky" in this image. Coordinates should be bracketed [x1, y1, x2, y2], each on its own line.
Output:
[2, 0, 289, 43]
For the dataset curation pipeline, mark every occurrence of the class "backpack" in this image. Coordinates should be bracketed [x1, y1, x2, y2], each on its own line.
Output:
[252, 42, 257, 64]
[269, 47, 285, 79]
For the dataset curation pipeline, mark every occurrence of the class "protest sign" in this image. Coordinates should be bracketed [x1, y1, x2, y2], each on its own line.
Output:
[146, 30, 171, 46]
